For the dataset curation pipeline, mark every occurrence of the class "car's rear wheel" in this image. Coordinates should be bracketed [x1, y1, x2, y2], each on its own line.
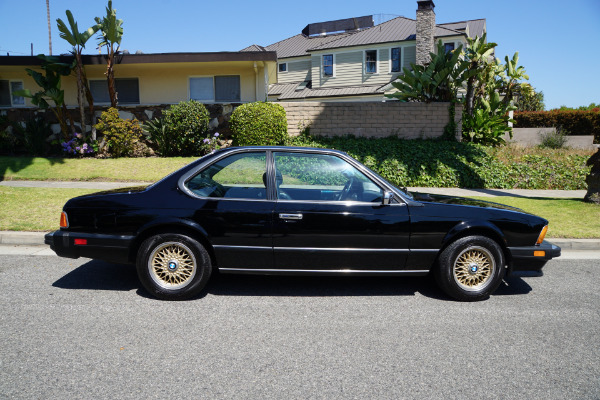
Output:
[435, 235, 505, 301]
[136, 234, 211, 300]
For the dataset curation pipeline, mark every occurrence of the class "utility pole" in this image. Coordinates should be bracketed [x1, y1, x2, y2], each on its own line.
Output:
[46, 0, 52, 55]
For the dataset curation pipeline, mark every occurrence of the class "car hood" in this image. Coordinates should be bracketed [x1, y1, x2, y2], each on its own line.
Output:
[411, 192, 525, 213]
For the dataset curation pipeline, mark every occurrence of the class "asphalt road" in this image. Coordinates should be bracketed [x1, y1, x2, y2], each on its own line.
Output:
[1, 256, 598, 399]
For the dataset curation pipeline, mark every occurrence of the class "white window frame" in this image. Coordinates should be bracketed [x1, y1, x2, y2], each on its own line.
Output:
[0, 80, 25, 107]
[389, 47, 403, 74]
[278, 63, 288, 73]
[189, 75, 241, 103]
[321, 54, 336, 78]
[88, 77, 140, 105]
[364, 49, 379, 75]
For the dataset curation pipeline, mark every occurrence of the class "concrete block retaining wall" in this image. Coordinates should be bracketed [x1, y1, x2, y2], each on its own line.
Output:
[280, 102, 462, 140]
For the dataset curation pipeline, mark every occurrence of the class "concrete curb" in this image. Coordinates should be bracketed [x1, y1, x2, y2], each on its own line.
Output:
[1, 231, 599, 250]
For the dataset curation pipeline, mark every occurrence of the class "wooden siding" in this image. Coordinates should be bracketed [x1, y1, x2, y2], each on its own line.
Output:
[278, 58, 311, 84]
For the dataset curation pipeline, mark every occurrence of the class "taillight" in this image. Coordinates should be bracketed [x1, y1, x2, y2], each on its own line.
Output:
[60, 212, 69, 228]
[536, 225, 548, 245]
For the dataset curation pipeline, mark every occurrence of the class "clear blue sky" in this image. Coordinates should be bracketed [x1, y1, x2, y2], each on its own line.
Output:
[1, 0, 598, 109]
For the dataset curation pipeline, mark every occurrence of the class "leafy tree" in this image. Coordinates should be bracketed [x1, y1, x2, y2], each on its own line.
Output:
[95, 0, 123, 108]
[386, 41, 474, 103]
[14, 55, 74, 139]
[57, 10, 101, 136]
[514, 83, 545, 111]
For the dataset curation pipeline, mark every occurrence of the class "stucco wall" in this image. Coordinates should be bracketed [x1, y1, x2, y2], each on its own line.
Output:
[280, 101, 462, 140]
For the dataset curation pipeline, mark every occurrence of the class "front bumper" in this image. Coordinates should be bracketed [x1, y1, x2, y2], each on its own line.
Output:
[45, 230, 134, 264]
[507, 240, 561, 273]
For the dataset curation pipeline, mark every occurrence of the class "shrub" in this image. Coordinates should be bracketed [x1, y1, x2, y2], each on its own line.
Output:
[61, 132, 98, 157]
[162, 100, 210, 156]
[539, 128, 568, 149]
[288, 134, 591, 190]
[95, 108, 143, 158]
[230, 102, 287, 146]
[514, 110, 600, 143]
[143, 117, 174, 156]
[10, 117, 54, 156]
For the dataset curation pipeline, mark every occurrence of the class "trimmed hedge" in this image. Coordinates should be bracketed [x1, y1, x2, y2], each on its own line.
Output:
[230, 102, 287, 146]
[287, 134, 591, 190]
[514, 110, 600, 143]
[162, 100, 210, 156]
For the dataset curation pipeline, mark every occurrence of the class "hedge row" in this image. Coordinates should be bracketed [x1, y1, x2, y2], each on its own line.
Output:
[287, 135, 591, 190]
[514, 110, 600, 143]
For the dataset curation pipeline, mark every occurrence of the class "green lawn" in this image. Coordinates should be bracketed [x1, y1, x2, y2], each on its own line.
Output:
[468, 196, 599, 239]
[0, 156, 196, 182]
[1, 186, 597, 238]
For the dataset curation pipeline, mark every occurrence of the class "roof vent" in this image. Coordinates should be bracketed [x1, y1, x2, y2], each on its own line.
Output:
[302, 16, 374, 37]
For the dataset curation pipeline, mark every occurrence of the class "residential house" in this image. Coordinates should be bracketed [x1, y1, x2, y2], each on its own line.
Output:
[242, 1, 485, 102]
[0, 51, 277, 109]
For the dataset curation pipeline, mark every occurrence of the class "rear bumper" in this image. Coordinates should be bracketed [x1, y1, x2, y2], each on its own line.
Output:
[507, 240, 561, 272]
[45, 230, 134, 264]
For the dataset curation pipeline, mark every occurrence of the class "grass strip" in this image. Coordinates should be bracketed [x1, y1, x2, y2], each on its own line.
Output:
[0, 187, 597, 238]
[0, 156, 195, 182]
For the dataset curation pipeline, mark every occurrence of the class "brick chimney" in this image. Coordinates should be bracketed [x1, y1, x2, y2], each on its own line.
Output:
[416, 0, 435, 66]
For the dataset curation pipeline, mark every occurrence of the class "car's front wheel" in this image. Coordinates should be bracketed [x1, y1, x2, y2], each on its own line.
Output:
[435, 235, 505, 301]
[136, 234, 212, 300]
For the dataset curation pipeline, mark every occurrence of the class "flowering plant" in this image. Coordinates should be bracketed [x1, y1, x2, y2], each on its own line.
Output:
[61, 133, 98, 157]
[201, 132, 220, 154]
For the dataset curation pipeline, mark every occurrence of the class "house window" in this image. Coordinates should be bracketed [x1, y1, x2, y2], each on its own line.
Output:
[323, 54, 334, 77]
[0, 80, 24, 107]
[365, 50, 377, 74]
[444, 43, 455, 54]
[278, 63, 287, 73]
[190, 76, 241, 102]
[391, 47, 401, 72]
[89, 78, 140, 104]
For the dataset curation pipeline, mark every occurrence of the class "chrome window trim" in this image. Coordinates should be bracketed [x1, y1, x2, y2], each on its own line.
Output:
[177, 147, 419, 206]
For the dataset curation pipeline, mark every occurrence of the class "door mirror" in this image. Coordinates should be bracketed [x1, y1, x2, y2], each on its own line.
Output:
[383, 191, 393, 205]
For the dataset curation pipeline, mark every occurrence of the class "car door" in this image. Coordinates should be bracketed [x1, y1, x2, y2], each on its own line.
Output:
[272, 150, 410, 271]
[182, 150, 275, 269]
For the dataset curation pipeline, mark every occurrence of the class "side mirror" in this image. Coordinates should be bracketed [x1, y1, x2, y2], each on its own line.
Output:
[383, 191, 393, 205]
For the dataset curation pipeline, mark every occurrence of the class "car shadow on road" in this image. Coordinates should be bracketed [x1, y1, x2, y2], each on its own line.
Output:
[52, 260, 139, 292]
[52, 260, 535, 301]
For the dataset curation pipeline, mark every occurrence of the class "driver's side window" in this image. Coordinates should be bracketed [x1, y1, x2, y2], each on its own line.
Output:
[273, 152, 383, 202]
[186, 152, 267, 199]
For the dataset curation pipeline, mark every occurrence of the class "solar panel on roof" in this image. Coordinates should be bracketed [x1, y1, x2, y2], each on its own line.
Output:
[302, 16, 374, 36]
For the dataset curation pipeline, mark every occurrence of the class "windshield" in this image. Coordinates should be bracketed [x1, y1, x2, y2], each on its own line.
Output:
[359, 163, 413, 200]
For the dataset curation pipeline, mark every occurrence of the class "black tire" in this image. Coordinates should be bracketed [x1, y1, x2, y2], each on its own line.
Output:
[435, 235, 505, 301]
[136, 233, 212, 300]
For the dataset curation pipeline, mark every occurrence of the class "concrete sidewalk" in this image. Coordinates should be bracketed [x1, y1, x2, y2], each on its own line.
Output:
[0, 180, 587, 198]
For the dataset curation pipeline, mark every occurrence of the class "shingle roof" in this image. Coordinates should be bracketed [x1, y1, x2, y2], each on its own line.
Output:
[240, 44, 267, 52]
[249, 16, 485, 59]
[308, 17, 464, 51]
[260, 33, 355, 59]
[438, 18, 486, 39]
[270, 82, 386, 100]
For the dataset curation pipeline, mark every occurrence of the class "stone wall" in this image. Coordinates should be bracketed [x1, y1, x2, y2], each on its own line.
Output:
[0, 103, 241, 137]
[280, 101, 462, 140]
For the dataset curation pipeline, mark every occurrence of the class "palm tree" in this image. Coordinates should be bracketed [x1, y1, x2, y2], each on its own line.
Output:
[95, 1, 123, 108]
[57, 11, 100, 135]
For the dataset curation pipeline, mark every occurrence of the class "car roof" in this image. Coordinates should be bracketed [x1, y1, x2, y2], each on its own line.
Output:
[217, 145, 349, 156]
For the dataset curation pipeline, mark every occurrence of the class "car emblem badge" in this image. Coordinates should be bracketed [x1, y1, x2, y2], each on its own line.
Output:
[168, 261, 177, 271]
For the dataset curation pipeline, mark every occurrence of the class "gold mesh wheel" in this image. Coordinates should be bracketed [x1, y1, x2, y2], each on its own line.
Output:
[148, 242, 197, 290]
[453, 246, 495, 292]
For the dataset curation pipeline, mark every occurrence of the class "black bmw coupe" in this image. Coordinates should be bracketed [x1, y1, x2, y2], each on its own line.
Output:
[46, 146, 560, 301]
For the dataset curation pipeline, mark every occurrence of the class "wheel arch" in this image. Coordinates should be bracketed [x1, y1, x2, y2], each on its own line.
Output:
[439, 220, 509, 263]
[129, 218, 216, 267]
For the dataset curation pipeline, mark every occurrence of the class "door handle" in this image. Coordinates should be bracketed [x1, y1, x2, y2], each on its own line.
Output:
[279, 213, 303, 220]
